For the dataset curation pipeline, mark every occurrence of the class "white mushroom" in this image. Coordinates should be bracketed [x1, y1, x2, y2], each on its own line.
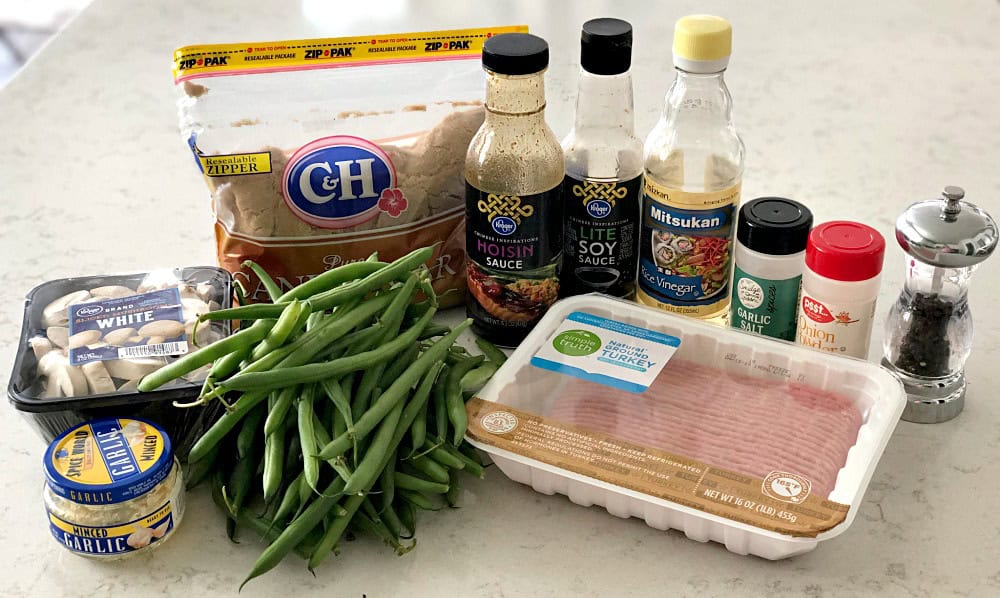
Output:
[81, 361, 115, 394]
[38, 352, 88, 397]
[116, 379, 141, 392]
[103, 328, 137, 346]
[90, 285, 134, 298]
[181, 297, 211, 321]
[104, 358, 163, 380]
[146, 335, 165, 345]
[29, 337, 52, 360]
[179, 285, 201, 300]
[138, 320, 184, 339]
[46, 327, 69, 349]
[126, 335, 145, 344]
[196, 282, 215, 301]
[68, 330, 102, 349]
[184, 320, 220, 346]
[42, 290, 91, 328]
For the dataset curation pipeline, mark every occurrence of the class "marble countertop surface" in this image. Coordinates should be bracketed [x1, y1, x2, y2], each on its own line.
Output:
[1, 0, 999, 596]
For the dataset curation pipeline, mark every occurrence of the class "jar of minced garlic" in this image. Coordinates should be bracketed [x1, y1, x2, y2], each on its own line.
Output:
[42, 417, 185, 559]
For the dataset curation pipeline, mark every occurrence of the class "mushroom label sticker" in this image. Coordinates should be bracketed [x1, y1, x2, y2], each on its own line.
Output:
[67, 288, 188, 366]
[530, 311, 680, 393]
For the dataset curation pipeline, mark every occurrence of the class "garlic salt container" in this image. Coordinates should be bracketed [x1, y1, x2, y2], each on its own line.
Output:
[43, 418, 185, 559]
[7, 267, 233, 458]
[465, 294, 905, 559]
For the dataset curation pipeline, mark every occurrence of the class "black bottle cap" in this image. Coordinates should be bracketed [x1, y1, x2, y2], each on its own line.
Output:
[580, 18, 633, 75]
[737, 197, 813, 255]
[483, 33, 549, 75]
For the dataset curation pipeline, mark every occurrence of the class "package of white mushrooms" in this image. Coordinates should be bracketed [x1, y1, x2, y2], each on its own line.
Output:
[7, 267, 233, 456]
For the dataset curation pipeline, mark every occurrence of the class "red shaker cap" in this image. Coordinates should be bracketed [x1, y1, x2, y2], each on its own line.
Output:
[805, 221, 886, 281]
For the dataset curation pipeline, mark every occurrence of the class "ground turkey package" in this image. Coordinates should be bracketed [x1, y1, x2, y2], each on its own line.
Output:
[173, 26, 526, 306]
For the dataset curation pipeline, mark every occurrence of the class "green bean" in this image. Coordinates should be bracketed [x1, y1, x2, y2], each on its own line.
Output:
[379, 499, 406, 540]
[475, 337, 507, 365]
[403, 299, 431, 324]
[354, 510, 410, 555]
[184, 442, 219, 489]
[223, 307, 437, 394]
[264, 385, 298, 437]
[398, 498, 416, 535]
[320, 378, 354, 440]
[307, 492, 365, 571]
[262, 427, 284, 504]
[228, 247, 430, 322]
[399, 489, 436, 511]
[417, 324, 451, 340]
[240, 477, 346, 589]
[351, 275, 419, 417]
[316, 324, 384, 361]
[243, 260, 283, 302]
[207, 345, 250, 383]
[251, 300, 308, 361]
[433, 366, 448, 441]
[237, 403, 265, 460]
[460, 361, 499, 392]
[312, 410, 353, 483]
[379, 450, 396, 511]
[283, 423, 301, 473]
[139, 320, 274, 391]
[393, 472, 449, 494]
[233, 279, 248, 309]
[424, 443, 465, 471]
[271, 472, 303, 526]
[316, 323, 461, 461]
[409, 401, 427, 456]
[243, 292, 395, 378]
[343, 399, 404, 495]
[197, 303, 290, 322]
[308, 363, 441, 569]
[446, 355, 485, 445]
[278, 261, 387, 303]
[441, 443, 485, 478]
[409, 455, 450, 485]
[445, 469, 462, 507]
[298, 385, 320, 492]
[459, 442, 485, 466]
[306, 246, 433, 312]
[212, 476, 313, 559]
[380, 344, 420, 387]
[188, 390, 268, 463]
[225, 455, 256, 539]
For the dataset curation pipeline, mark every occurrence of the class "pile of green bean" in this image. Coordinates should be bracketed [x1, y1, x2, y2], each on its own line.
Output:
[137, 247, 505, 587]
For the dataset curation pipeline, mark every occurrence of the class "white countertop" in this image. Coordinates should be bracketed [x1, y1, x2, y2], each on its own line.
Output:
[2, 0, 999, 596]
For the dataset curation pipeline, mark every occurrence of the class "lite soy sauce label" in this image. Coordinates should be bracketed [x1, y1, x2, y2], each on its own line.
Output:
[465, 182, 562, 345]
[562, 175, 641, 297]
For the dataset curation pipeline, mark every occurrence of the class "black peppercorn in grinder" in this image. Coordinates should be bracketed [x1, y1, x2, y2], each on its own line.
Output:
[883, 186, 997, 423]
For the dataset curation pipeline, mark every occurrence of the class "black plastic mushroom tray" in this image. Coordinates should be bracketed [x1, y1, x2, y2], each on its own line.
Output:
[7, 266, 233, 460]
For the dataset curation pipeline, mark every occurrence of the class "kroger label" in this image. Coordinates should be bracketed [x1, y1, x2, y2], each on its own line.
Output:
[282, 136, 399, 229]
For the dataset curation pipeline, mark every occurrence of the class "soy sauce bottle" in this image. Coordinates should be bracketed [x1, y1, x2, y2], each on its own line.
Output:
[465, 33, 564, 346]
[561, 18, 643, 298]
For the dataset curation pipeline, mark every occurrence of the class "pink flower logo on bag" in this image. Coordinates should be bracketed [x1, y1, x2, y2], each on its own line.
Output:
[378, 188, 408, 218]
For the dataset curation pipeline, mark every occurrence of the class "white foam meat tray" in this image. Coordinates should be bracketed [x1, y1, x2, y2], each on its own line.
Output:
[466, 295, 906, 559]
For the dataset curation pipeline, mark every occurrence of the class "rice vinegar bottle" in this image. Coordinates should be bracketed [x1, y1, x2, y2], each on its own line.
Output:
[637, 15, 745, 320]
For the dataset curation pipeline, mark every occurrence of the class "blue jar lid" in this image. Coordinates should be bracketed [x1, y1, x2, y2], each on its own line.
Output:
[44, 418, 174, 506]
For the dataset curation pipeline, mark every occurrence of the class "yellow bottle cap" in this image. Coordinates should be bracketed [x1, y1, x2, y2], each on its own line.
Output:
[673, 15, 732, 73]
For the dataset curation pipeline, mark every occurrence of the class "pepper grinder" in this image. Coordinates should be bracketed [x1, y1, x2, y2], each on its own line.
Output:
[882, 186, 997, 423]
